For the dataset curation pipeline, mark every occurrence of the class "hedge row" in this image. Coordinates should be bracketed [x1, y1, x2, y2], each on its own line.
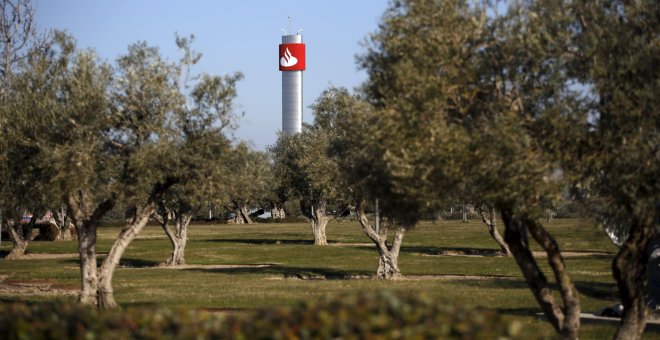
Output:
[0, 291, 548, 339]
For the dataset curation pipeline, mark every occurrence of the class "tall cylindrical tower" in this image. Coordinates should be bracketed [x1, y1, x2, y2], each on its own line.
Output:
[279, 34, 305, 134]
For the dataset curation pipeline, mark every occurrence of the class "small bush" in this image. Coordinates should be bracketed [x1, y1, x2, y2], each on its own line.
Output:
[0, 291, 548, 339]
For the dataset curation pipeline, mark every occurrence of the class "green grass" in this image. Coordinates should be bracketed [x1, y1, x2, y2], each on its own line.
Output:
[0, 218, 654, 338]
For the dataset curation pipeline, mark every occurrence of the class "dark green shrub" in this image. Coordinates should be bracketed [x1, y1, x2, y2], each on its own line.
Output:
[0, 291, 549, 339]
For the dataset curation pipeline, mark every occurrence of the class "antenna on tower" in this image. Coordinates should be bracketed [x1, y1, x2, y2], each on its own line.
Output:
[288, 16, 291, 35]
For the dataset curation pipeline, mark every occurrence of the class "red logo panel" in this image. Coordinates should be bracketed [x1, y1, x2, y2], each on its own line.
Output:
[279, 43, 306, 71]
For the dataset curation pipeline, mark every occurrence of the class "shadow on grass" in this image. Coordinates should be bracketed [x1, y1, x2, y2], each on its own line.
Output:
[449, 278, 531, 290]
[574, 280, 619, 301]
[118, 258, 161, 268]
[457, 278, 619, 301]
[493, 307, 544, 317]
[0, 296, 77, 306]
[401, 246, 503, 257]
[185, 264, 371, 280]
[62, 257, 160, 268]
[120, 301, 161, 309]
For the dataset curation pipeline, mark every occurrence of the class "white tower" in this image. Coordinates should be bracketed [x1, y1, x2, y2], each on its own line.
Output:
[279, 32, 305, 134]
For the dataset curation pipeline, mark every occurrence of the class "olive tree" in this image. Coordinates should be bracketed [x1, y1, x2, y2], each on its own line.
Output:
[7, 32, 242, 309]
[269, 99, 351, 246]
[523, 1, 659, 338]
[0, 0, 51, 259]
[154, 66, 241, 265]
[223, 143, 270, 224]
[355, 2, 582, 335]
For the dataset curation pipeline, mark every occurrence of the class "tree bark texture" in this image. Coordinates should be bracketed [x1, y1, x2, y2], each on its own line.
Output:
[356, 201, 406, 280]
[476, 204, 510, 256]
[68, 191, 115, 307]
[612, 219, 653, 340]
[501, 209, 580, 339]
[97, 203, 157, 309]
[270, 202, 286, 220]
[5, 220, 31, 259]
[158, 206, 192, 266]
[76, 223, 98, 306]
[301, 199, 339, 246]
[55, 208, 76, 240]
[96, 179, 176, 309]
[230, 203, 253, 224]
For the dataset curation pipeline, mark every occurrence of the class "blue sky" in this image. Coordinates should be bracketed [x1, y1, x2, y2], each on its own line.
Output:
[34, 1, 389, 150]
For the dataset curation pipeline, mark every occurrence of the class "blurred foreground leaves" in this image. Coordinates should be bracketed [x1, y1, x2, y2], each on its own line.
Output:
[0, 290, 549, 339]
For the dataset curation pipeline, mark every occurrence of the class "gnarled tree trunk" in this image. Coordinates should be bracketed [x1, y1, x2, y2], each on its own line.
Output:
[5, 219, 32, 259]
[501, 208, 580, 339]
[301, 198, 341, 246]
[230, 202, 253, 224]
[68, 192, 115, 307]
[97, 203, 156, 309]
[270, 202, 286, 220]
[476, 204, 510, 256]
[156, 205, 193, 266]
[376, 226, 405, 279]
[612, 218, 653, 340]
[356, 201, 407, 280]
[55, 207, 76, 240]
[76, 221, 99, 306]
[96, 179, 176, 309]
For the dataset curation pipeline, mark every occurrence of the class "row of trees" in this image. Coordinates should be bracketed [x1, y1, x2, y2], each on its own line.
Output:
[267, 1, 658, 339]
[0, 0, 657, 339]
[0, 0, 273, 309]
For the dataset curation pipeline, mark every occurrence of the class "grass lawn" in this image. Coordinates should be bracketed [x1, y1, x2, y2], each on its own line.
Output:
[0, 218, 655, 338]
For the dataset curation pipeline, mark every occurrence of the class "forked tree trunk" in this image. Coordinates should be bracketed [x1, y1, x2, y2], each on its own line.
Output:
[302, 199, 339, 246]
[231, 203, 252, 224]
[501, 209, 580, 339]
[159, 208, 192, 266]
[375, 226, 406, 279]
[270, 202, 286, 220]
[56, 208, 75, 240]
[67, 191, 115, 307]
[356, 201, 407, 280]
[97, 203, 156, 309]
[5, 221, 31, 259]
[476, 204, 510, 256]
[612, 219, 653, 340]
[312, 216, 332, 245]
[96, 179, 175, 309]
[239, 204, 252, 224]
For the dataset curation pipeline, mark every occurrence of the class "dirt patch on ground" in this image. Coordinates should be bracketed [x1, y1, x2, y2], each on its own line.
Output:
[266, 274, 372, 281]
[328, 242, 373, 247]
[0, 275, 77, 297]
[266, 273, 517, 281]
[7, 253, 79, 260]
[135, 235, 167, 240]
[421, 249, 503, 257]
[150, 263, 276, 270]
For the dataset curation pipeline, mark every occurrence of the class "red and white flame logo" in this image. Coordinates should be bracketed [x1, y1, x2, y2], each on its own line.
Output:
[279, 43, 306, 71]
[280, 47, 298, 67]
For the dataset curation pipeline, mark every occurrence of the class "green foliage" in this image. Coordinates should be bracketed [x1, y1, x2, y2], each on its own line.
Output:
[0, 291, 545, 339]
[3, 31, 117, 215]
[269, 90, 356, 219]
[224, 143, 271, 210]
